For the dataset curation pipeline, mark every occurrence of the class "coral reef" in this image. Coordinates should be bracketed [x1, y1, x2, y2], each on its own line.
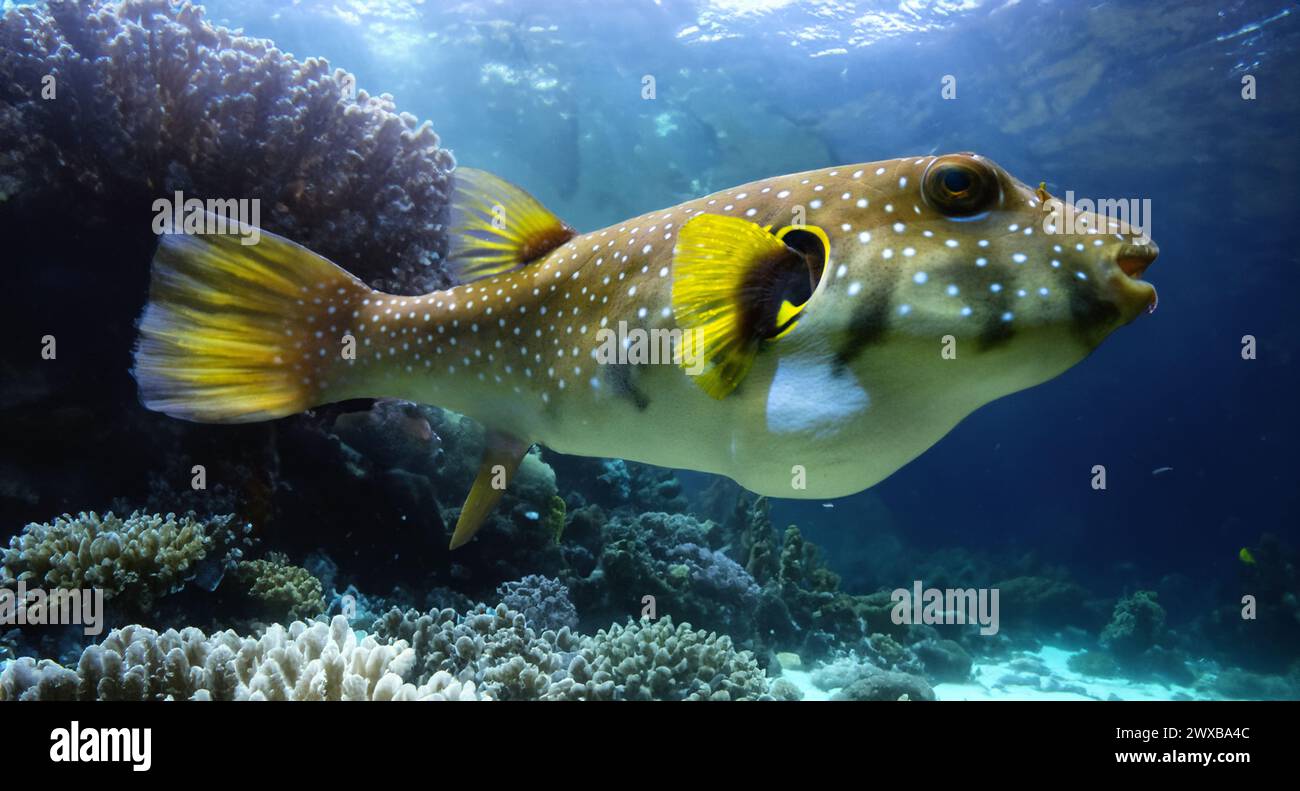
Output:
[0, 510, 248, 613]
[551, 616, 770, 701]
[1, 594, 773, 701]
[370, 603, 580, 701]
[1100, 590, 1166, 659]
[373, 601, 771, 701]
[567, 510, 764, 642]
[0, 0, 462, 562]
[542, 456, 688, 514]
[0, 0, 455, 294]
[1198, 534, 1300, 674]
[495, 575, 579, 633]
[233, 554, 325, 622]
[0, 616, 482, 701]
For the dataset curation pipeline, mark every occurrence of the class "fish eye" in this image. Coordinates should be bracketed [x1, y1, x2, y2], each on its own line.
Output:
[923, 155, 999, 217]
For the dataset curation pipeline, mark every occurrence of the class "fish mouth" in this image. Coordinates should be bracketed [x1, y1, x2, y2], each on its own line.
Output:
[1116, 240, 1158, 279]
[1112, 239, 1159, 315]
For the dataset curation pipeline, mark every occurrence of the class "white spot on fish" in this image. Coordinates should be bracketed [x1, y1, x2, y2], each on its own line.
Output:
[766, 354, 868, 438]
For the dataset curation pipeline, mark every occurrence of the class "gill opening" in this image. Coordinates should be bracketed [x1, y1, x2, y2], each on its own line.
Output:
[768, 224, 829, 340]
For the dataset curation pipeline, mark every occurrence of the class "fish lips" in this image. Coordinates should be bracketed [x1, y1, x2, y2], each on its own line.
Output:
[1112, 239, 1159, 316]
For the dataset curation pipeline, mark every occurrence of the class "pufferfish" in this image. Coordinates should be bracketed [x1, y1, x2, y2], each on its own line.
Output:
[132, 152, 1158, 548]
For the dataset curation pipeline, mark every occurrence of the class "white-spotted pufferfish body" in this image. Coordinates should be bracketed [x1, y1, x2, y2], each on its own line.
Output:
[132, 153, 1158, 547]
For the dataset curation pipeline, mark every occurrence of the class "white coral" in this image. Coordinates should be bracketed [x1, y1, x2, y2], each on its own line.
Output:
[1, 615, 486, 701]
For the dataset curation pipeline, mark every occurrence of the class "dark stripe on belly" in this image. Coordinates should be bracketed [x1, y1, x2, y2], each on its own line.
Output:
[605, 362, 651, 410]
[835, 272, 897, 367]
[976, 283, 1015, 351]
[1066, 276, 1121, 347]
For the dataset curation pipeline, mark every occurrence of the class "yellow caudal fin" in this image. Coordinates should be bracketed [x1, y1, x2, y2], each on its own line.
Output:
[132, 219, 373, 423]
[672, 215, 824, 399]
[446, 167, 576, 282]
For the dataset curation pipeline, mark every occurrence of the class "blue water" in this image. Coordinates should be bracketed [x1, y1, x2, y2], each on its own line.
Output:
[3, 0, 1298, 700]
[198, 0, 1300, 592]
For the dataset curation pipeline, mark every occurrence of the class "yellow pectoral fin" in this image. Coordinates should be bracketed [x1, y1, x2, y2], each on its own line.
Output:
[449, 429, 532, 550]
[447, 167, 576, 282]
[671, 214, 820, 399]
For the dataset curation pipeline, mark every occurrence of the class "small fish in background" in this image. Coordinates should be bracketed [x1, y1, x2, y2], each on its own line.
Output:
[1239, 547, 1256, 566]
[1152, 466, 1174, 476]
[822, 502, 834, 509]
[132, 153, 1159, 550]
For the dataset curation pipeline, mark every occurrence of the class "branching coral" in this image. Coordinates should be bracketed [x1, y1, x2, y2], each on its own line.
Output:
[370, 604, 772, 701]
[370, 603, 578, 701]
[0, 510, 247, 612]
[550, 617, 770, 701]
[234, 554, 325, 622]
[0, 616, 483, 701]
[0, 0, 456, 294]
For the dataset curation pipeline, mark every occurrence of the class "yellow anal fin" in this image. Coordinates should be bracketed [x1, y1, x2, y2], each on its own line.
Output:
[449, 429, 531, 550]
[447, 167, 576, 282]
[671, 214, 817, 399]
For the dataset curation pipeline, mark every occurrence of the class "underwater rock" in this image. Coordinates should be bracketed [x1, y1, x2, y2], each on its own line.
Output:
[1197, 667, 1300, 701]
[991, 574, 1103, 634]
[1066, 649, 1123, 678]
[831, 667, 936, 702]
[810, 649, 927, 696]
[768, 677, 804, 701]
[265, 418, 450, 588]
[330, 400, 441, 472]
[914, 638, 973, 683]
[775, 651, 803, 671]
[1199, 534, 1300, 674]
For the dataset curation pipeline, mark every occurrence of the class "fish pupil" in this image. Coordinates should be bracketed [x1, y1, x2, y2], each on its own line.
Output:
[942, 168, 972, 194]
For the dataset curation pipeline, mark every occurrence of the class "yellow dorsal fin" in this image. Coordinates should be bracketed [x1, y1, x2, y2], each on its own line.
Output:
[447, 167, 576, 283]
[671, 214, 821, 399]
[449, 429, 531, 549]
